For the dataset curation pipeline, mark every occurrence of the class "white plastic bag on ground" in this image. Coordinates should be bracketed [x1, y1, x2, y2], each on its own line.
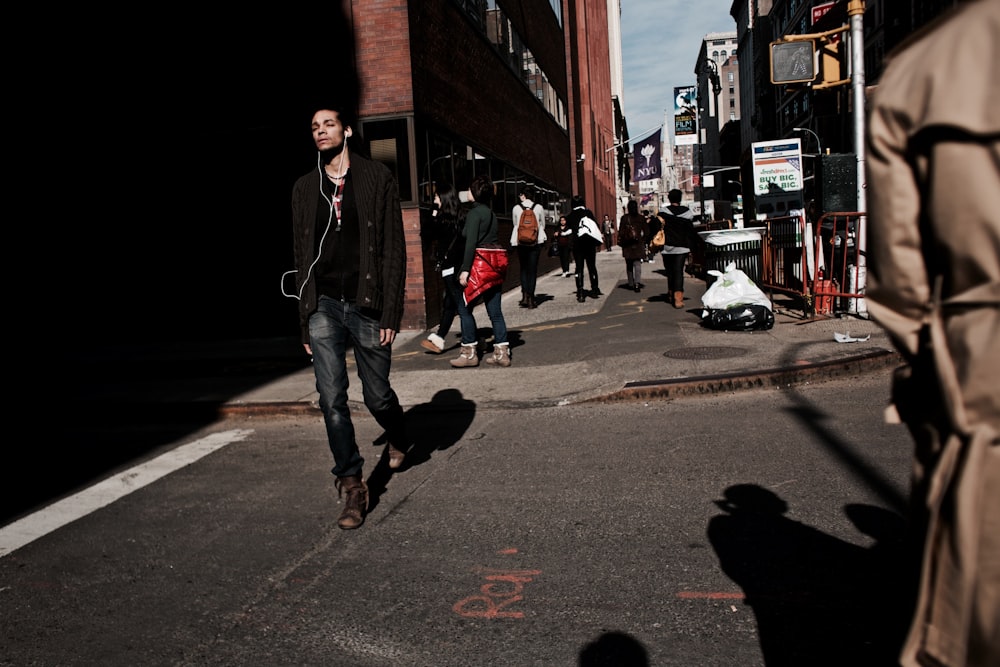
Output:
[701, 262, 772, 310]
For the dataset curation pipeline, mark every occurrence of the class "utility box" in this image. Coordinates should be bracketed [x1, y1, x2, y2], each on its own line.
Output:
[816, 153, 857, 213]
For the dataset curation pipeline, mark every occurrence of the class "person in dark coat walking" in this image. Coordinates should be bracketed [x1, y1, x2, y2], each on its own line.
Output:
[657, 189, 698, 308]
[618, 200, 649, 292]
[288, 105, 409, 530]
[567, 195, 603, 302]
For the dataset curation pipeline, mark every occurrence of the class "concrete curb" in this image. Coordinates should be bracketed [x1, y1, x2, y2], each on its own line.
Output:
[598, 349, 901, 403]
[213, 348, 902, 417]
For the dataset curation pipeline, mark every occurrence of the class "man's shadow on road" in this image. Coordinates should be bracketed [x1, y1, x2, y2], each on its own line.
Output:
[708, 484, 915, 666]
[367, 388, 476, 512]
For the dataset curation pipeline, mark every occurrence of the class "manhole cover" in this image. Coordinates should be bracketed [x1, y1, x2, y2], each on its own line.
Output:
[663, 346, 749, 360]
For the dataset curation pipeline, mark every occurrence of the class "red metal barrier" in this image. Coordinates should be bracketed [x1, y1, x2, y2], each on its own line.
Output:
[754, 211, 868, 317]
[811, 212, 867, 317]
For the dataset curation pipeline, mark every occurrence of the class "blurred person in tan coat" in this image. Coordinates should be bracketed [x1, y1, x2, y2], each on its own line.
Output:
[865, 1, 999, 665]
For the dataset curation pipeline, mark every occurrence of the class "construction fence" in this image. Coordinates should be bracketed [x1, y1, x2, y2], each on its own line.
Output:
[690, 212, 869, 318]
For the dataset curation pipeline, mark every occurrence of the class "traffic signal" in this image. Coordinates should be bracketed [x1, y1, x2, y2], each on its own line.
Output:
[770, 39, 816, 84]
[814, 36, 848, 90]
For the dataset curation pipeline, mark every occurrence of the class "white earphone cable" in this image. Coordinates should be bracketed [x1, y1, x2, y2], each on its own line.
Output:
[281, 146, 347, 300]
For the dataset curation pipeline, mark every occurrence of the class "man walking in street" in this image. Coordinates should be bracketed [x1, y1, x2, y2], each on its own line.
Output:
[288, 104, 410, 530]
[510, 186, 547, 309]
[567, 195, 603, 302]
[866, 2, 999, 665]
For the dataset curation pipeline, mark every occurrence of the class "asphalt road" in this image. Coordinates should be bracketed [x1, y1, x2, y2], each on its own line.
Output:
[1, 370, 916, 666]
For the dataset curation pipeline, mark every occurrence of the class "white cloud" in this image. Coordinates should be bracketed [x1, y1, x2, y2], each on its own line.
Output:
[621, 0, 735, 145]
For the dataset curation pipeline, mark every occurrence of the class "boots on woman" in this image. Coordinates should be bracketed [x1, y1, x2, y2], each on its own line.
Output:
[486, 342, 511, 367]
[450, 343, 479, 368]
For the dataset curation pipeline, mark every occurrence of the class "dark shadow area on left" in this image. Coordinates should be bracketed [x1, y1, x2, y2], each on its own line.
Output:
[9, 9, 359, 525]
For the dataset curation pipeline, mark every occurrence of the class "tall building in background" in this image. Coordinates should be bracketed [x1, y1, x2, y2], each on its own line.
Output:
[565, 0, 618, 223]
[695, 31, 739, 216]
[607, 0, 629, 215]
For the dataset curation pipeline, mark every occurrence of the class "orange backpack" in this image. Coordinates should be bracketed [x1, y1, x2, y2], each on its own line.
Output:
[516, 205, 540, 245]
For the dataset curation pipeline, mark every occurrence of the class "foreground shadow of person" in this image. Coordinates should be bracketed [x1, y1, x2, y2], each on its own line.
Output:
[578, 631, 649, 666]
[708, 484, 905, 666]
[367, 389, 476, 510]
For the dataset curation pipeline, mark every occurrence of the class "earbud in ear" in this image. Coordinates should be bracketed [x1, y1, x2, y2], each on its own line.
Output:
[345, 128, 352, 137]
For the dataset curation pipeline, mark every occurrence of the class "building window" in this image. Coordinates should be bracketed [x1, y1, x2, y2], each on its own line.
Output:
[455, 0, 567, 130]
[728, 72, 734, 83]
[362, 116, 414, 204]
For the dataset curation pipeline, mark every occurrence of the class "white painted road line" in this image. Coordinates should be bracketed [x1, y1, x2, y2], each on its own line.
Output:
[0, 429, 254, 558]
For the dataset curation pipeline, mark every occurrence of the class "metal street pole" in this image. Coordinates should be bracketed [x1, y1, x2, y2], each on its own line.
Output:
[696, 91, 704, 220]
[848, 0, 868, 299]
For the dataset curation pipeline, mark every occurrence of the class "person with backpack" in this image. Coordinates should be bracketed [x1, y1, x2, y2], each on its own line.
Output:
[510, 185, 547, 309]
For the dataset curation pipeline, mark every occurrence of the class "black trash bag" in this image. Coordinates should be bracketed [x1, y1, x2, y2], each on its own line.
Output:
[700, 304, 775, 331]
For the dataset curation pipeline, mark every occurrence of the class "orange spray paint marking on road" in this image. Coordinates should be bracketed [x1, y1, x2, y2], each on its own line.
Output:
[453, 569, 542, 619]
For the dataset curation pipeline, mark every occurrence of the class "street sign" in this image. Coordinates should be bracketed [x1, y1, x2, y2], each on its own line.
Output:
[751, 139, 803, 195]
[812, 1, 835, 24]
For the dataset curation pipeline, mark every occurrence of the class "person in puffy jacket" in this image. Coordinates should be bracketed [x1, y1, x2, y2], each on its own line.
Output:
[453, 174, 510, 368]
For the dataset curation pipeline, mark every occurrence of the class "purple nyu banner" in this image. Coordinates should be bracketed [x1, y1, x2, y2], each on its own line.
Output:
[632, 128, 661, 183]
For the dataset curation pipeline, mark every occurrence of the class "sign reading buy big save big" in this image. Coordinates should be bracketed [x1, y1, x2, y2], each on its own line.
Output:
[751, 139, 803, 196]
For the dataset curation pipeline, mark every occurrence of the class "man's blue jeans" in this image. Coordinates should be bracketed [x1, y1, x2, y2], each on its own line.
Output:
[309, 296, 406, 478]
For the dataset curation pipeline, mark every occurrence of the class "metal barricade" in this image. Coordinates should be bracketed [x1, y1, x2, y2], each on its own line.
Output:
[760, 214, 809, 296]
[811, 212, 867, 316]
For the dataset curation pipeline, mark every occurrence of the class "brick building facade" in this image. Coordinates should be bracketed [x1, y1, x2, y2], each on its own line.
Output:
[344, 0, 615, 332]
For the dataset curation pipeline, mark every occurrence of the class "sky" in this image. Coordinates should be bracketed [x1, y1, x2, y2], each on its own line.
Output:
[620, 0, 736, 147]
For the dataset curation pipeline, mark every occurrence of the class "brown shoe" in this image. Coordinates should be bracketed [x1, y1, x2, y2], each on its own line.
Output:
[387, 444, 405, 470]
[673, 291, 684, 309]
[335, 475, 368, 530]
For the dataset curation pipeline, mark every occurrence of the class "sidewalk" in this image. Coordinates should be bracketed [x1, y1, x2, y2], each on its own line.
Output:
[77, 250, 898, 418]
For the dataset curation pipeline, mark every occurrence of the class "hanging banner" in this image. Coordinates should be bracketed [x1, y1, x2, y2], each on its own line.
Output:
[751, 139, 803, 195]
[674, 86, 697, 146]
[632, 128, 662, 182]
